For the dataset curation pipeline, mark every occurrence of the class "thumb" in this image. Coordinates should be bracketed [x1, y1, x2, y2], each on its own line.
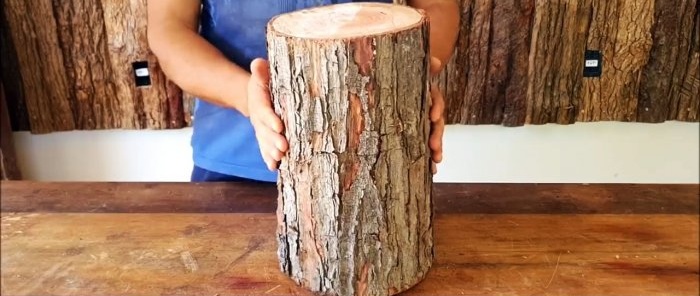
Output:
[430, 56, 442, 76]
[250, 58, 270, 86]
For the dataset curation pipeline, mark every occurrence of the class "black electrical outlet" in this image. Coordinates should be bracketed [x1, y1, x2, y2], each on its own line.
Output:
[583, 50, 602, 78]
[132, 61, 151, 87]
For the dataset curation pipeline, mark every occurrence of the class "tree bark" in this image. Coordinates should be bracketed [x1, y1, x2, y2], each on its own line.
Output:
[267, 3, 433, 295]
[526, 0, 591, 125]
[638, 0, 699, 122]
[101, 0, 184, 129]
[3, 0, 75, 134]
[579, 0, 655, 122]
[436, 0, 534, 126]
[53, 0, 120, 130]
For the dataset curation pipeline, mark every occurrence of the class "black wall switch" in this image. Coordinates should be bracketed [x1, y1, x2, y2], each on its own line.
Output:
[132, 61, 152, 87]
[583, 50, 602, 78]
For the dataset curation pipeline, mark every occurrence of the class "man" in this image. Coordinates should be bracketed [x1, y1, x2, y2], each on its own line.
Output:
[147, 0, 459, 182]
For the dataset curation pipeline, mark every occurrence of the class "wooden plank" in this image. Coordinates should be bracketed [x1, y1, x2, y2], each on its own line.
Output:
[1, 182, 698, 214]
[0, 82, 22, 180]
[1, 213, 697, 295]
[0, 0, 30, 132]
[638, 0, 699, 122]
[3, 0, 76, 134]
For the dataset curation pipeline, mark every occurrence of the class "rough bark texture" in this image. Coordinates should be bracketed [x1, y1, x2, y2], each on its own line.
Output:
[579, 0, 655, 122]
[436, 0, 535, 126]
[0, 82, 22, 180]
[526, 0, 591, 125]
[101, 0, 184, 129]
[639, 0, 700, 122]
[268, 7, 433, 296]
[3, 0, 75, 134]
[53, 0, 120, 129]
[416, 0, 700, 125]
[2, 0, 185, 133]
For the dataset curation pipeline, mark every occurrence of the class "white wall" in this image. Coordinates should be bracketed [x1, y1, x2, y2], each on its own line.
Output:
[12, 122, 699, 183]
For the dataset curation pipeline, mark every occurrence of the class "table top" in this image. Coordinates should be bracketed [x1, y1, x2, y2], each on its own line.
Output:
[1, 181, 698, 295]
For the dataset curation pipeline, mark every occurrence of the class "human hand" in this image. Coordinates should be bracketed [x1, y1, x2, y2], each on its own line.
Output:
[429, 57, 445, 175]
[248, 58, 288, 171]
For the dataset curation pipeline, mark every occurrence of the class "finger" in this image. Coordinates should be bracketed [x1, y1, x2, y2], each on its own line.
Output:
[259, 107, 285, 135]
[258, 113, 288, 152]
[429, 118, 444, 163]
[430, 83, 445, 122]
[258, 124, 287, 160]
[258, 137, 281, 171]
[258, 142, 276, 171]
[431, 161, 437, 175]
[430, 56, 442, 76]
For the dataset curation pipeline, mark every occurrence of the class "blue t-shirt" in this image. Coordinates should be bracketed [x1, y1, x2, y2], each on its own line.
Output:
[192, 0, 392, 182]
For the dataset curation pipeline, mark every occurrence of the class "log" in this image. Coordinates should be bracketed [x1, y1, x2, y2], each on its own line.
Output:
[267, 3, 433, 295]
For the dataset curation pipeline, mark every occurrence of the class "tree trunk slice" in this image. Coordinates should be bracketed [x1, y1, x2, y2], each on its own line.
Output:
[267, 3, 433, 296]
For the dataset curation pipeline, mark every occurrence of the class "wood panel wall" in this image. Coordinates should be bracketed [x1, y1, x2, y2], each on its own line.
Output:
[1, 0, 185, 134]
[436, 0, 699, 126]
[1, 0, 698, 133]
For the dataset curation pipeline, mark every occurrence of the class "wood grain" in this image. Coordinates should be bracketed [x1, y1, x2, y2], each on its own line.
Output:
[1, 212, 697, 296]
[3, 0, 76, 134]
[1, 182, 698, 215]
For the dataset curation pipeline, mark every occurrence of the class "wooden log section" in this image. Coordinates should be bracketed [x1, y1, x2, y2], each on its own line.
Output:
[267, 3, 432, 295]
[3, 0, 76, 134]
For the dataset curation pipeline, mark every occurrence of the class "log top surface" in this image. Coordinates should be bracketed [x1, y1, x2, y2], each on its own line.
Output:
[269, 3, 423, 39]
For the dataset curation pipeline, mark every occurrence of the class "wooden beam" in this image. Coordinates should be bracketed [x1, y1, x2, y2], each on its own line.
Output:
[0, 82, 22, 180]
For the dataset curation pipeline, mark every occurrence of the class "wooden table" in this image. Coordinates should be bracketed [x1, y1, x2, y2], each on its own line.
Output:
[1, 182, 698, 295]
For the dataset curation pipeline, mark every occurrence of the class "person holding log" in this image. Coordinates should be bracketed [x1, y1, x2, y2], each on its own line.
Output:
[147, 0, 459, 183]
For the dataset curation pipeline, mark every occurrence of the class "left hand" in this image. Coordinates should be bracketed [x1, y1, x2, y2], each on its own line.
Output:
[429, 57, 445, 175]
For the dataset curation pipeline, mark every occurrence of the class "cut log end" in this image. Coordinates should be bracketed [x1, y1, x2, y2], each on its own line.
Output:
[269, 3, 424, 40]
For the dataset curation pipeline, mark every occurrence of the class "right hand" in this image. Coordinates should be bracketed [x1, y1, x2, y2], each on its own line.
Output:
[247, 58, 289, 171]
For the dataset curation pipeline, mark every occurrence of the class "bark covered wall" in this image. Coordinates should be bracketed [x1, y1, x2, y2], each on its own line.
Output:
[1, 0, 697, 133]
[1, 0, 185, 134]
[435, 0, 699, 126]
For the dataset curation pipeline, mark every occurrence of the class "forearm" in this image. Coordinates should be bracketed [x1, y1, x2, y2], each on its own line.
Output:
[408, 0, 460, 70]
[148, 24, 251, 116]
